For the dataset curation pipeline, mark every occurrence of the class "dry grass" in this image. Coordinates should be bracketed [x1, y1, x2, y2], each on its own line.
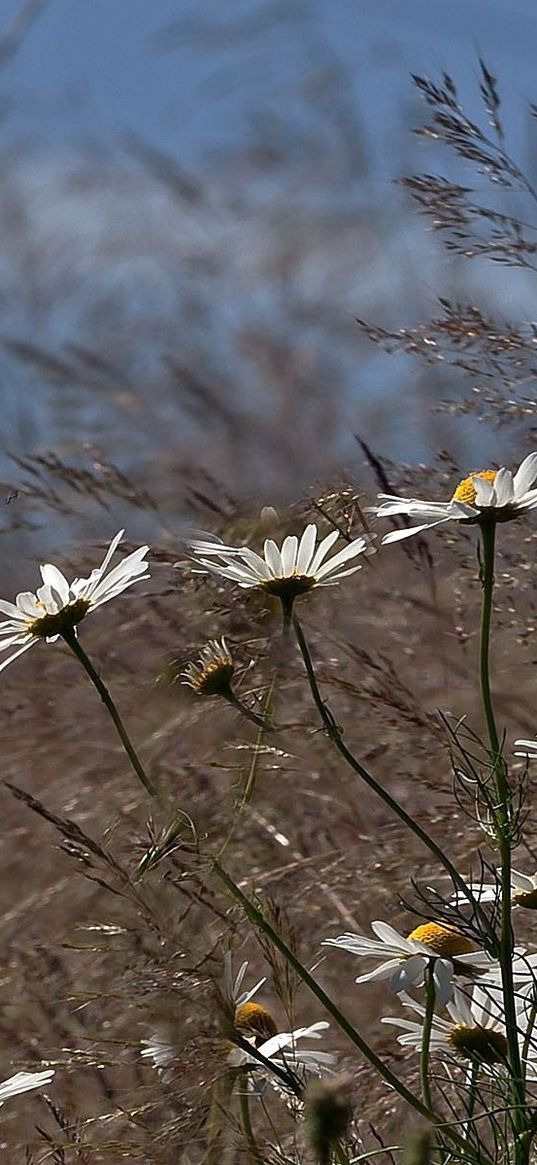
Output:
[0, 467, 536, 1160]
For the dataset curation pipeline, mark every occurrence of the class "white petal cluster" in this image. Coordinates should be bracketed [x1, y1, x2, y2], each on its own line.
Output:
[187, 523, 376, 593]
[323, 921, 496, 1006]
[452, 869, 537, 910]
[376, 453, 537, 544]
[227, 1020, 334, 1076]
[383, 985, 508, 1064]
[0, 1069, 54, 1106]
[223, 952, 267, 1010]
[0, 530, 149, 673]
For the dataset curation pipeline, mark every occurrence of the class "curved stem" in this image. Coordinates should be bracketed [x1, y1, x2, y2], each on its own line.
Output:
[291, 613, 495, 942]
[420, 967, 435, 1111]
[224, 689, 272, 732]
[213, 858, 491, 1165]
[239, 1072, 263, 1164]
[61, 629, 163, 806]
[478, 521, 526, 1162]
[479, 521, 501, 762]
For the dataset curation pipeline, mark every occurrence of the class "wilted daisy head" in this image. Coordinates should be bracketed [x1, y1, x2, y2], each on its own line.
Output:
[185, 523, 376, 609]
[375, 452, 537, 544]
[182, 637, 234, 696]
[0, 530, 149, 673]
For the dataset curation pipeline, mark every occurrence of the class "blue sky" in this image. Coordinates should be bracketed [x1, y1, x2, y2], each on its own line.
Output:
[1, 0, 537, 498]
[2, 0, 537, 172]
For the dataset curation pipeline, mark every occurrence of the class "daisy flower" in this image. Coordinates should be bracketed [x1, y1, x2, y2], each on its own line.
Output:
[382, 986, 510, 1068]
[141, 955, 269, 1074]
[223, 956, 334, 1082]
[185, 524, 376, 605]
[452, 869, 537, 911]
[375, 453, 537, 544]
[0, 1068, 54, 1106]
[0, 530, 149, 673]
[227, 1020, 334, 1078]
[323, 920, 497, 1006]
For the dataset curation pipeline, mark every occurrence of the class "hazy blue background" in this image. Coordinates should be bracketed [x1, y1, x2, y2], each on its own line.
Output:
[1, 0, 536, 504]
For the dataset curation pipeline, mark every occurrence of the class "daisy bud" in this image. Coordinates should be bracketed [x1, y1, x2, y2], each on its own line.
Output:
[402, 1128, 432, 1165]
[304, 1074, 353, 1165]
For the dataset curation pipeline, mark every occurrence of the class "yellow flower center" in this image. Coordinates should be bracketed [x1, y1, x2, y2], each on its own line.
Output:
[513, 888, 537, 910]
[234, 1002, 278, 1046]
[29, 598, 90, 639]
[407, 922, 476, 957]
[447, 1024, 507, 1065]
[452, 470, 497, 506]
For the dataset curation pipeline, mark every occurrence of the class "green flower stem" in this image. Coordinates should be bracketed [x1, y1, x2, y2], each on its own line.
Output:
[224, 688, 272, 732]
[291, 613, 494, 941]
[61, 628, 163, 806]
[420, 967, 435, 1111]
[464, 1061, 478, 1143]
[238, 1072, 264, 1164]
[213, 858, 491, 1165]
[478, 520, 526, 1161]
[333, 1142, 352, 1165]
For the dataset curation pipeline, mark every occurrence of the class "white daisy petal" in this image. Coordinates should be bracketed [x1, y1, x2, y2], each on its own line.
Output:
[16, 593, 42, 618]
[308, 530, 340, 574]
[433, 959, 454, 1007]
[264, 539, 283, 576]
[280, 535, 298, 576]
[39, 564, 70, 605]
[513, 453, 537, 497]
[473, 477, 495, 506]
[314, 538, 368, 580]
[491, 468, 514, 507]
[295, 524, 317, 574]
[381, 519, 450, 544]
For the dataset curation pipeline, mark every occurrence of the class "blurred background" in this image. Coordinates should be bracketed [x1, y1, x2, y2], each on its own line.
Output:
[0, 0, 536, 536]
[2, 6, 537, 1156]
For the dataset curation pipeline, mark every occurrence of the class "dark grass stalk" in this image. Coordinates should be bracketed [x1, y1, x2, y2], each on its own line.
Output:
[61, 628, 163, 806]
[238, 1072, 264, 1165]
[478, 520, 527, 1163]
[291, 612, 495, 942]
[213, 858, 494, 1165]
[420, 968, 435, 1111]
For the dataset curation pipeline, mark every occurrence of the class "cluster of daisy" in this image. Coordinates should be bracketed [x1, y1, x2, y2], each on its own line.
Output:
[2, 452, 537, 1130]
[323, 914, 537, 1074]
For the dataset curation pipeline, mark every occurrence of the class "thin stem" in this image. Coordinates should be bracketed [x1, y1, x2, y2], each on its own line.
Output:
[239, 1072, 264, 1164]
[478, 521, 501, 763]
[224, 688, 272, 732]
[291, 613, 495, 942]
[420, 967, 435, 1111]
[213, 858, 492, 1165]
[478, 520, 527, 1162]
[464, 1062, 479, 1145]
[61, 629, 163, 806]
